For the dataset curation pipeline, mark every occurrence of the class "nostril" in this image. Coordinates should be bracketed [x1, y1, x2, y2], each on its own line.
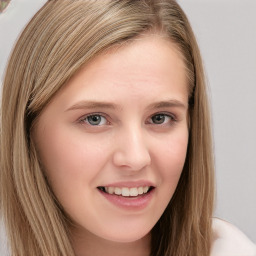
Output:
[112, 149, 151, 171]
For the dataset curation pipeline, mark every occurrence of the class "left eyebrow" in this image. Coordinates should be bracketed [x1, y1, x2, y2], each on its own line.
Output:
[147, 100, 188, 110]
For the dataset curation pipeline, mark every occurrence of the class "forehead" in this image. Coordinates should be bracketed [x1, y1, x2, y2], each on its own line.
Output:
[69, 34, 187, 89]
[46, 34, 189, 112]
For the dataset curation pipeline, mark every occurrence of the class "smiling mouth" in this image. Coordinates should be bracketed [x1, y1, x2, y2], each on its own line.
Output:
[97, 186, 154, 197]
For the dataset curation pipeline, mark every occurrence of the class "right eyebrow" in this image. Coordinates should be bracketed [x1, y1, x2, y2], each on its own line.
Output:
[65, 100, 121, 112]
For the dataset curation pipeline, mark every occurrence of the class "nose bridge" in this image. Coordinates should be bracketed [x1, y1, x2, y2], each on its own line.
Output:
[113, 123, 151, 171]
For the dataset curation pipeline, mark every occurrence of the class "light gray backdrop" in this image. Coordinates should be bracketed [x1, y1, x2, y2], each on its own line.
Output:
[179, 0, 256, 243]
[0, 0, 255, 245]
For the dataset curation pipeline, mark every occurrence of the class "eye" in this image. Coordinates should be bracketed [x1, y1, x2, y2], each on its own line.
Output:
[81, 114, 108, 126]
[150, 113, 175, 125]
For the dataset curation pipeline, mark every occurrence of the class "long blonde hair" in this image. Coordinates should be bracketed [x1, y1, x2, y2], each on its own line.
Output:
[0, 0, 215, 255]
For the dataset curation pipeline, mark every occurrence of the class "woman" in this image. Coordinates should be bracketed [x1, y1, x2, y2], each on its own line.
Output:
[0, 0, 255, 255]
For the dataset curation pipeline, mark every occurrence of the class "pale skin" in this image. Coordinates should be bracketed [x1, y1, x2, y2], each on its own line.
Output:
[32, 34, 189, 256]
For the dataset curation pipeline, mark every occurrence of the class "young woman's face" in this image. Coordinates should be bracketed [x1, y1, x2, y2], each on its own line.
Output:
[33, 35, 189, 243]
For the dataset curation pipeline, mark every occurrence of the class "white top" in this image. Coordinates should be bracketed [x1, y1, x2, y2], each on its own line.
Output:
[211, 218, 256, 256]
[0, 218, 255, 255]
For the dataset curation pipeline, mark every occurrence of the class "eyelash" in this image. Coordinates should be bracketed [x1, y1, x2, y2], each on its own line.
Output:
[79, 113, 109, 126]
[78, 112, 177, 127]
[147, 112, 177, 126]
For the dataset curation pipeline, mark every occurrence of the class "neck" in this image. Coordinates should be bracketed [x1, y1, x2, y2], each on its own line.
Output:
[71, 227, 151, 256]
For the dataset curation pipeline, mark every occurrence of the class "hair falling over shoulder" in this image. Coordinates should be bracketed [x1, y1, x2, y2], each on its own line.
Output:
[0, 0, 215, 255]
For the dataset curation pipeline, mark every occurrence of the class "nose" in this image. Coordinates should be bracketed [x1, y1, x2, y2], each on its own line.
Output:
[112, 127, 151, 171]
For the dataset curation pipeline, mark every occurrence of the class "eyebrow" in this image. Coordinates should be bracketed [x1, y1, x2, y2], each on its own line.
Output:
[147, 100, 188, 110]
[66, 101, 120, 112]
[66, 99, 187, 112]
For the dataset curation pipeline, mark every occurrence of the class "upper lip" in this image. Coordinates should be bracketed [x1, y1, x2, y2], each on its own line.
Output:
[98, 180, 155, 188]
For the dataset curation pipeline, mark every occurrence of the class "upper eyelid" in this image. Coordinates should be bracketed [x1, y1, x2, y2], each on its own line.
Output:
[150, 112, 177, 120]
[77, 113, 110, 126]
[79, 112, 109, 121]
[77, 111, 178, 125]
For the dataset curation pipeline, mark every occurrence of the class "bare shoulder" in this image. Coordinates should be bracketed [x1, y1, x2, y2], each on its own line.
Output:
[211, 218, 256, 256]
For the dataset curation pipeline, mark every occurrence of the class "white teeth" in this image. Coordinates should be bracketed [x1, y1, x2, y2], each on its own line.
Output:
[114, 187, 122, 195]
[138, 187, 144, 195]
[130, 188, 138, 196]
[103, 186, 151, 196]
[143, 186, 149, 193]
[107, 187, 114, 194]
[121, 188, 130, 197]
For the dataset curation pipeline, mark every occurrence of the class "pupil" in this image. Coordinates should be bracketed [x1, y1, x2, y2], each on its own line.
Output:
[88, 115, 101, 125]
[152, 114, 165, 124]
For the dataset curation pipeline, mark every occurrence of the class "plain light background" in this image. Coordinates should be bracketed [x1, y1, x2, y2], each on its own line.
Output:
[0, 0, 255, 250]
[179, 1, 256, 243]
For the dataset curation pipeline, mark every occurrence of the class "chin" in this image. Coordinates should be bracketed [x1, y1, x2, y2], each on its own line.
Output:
[98, 228, 151, 243]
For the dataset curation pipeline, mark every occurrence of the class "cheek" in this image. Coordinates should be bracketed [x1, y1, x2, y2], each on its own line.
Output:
[34, 125, 109, 198]
[153, 129, 188, 190]
[158, 130, 188, 169]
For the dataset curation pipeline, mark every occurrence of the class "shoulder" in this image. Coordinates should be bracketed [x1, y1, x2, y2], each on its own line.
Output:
[211, 218, 256, 256]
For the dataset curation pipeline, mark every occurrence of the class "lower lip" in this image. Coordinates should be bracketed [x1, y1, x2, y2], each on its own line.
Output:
[98, 189, 154, 210]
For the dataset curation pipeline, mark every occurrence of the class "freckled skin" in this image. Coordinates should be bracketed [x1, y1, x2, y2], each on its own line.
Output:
[33, 35, 189, 254]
